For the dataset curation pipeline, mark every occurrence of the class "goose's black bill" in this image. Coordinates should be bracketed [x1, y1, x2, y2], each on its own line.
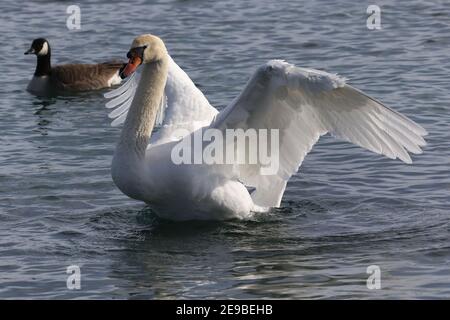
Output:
[24, 48, 34, 55]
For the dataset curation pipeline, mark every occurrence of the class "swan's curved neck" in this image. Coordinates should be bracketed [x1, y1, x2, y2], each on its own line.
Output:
[118, 58, 168, 158]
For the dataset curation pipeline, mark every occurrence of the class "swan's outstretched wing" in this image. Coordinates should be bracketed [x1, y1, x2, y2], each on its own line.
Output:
[212, 60, 427, 207]
[104, 55, 218, 144]
[105, 71, 141, 127]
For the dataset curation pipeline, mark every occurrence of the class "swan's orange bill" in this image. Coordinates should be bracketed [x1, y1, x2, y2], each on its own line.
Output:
[120, 56, 142, 79]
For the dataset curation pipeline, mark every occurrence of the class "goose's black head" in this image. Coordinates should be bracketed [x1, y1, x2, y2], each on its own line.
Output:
[25, 38, 52, 77]
[24, 38, 50, 56]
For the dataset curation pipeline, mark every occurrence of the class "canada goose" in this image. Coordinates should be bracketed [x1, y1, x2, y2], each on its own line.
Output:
[25, 38, 125, 95]
[104, 34, 426, 221]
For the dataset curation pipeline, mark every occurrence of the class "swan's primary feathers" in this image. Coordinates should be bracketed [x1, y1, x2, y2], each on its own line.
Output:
[105, 35, 427, 220]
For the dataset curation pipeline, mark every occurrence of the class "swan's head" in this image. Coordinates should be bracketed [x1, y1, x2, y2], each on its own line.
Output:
[120, 34, 167, 79]
[24, 38, 50, 56]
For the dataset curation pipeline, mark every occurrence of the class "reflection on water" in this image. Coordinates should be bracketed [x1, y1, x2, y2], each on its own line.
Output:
[32, 97, 57, 135]
[0, 0, 449, 299]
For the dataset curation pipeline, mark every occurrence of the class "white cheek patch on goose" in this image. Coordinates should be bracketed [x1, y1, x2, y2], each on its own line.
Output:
[37, 42, 48, 56]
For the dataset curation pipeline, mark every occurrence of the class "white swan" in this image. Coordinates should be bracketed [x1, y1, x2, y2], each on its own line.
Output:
[105, 34, 427, 221]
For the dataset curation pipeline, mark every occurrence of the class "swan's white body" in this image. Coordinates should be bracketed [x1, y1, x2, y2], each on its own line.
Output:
[105, 51, 427, 221]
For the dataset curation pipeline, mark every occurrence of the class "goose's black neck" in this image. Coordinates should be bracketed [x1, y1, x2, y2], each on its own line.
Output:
[34, 48, 51, 77]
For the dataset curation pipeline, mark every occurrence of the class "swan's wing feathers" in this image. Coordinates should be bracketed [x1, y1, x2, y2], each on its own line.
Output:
[104, 71, 137, 99]
[104, 56, 218, 137]
[104, 72, 139, 127]
[155, 94, 168, 127]
[213, 60, 427, 207]
[150, 56, 218, 144]
[313, 85, 427, 163]
[104, 70, 168, 128]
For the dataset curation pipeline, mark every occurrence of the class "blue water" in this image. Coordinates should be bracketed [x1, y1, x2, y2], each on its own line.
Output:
[0, 0, 449, 299]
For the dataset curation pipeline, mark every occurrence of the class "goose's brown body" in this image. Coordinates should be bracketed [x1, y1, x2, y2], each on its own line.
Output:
[25, 38, 125, 95]
[49, 61, 124, 91]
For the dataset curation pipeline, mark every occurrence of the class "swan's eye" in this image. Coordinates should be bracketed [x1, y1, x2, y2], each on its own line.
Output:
[127, 46, 147, 60]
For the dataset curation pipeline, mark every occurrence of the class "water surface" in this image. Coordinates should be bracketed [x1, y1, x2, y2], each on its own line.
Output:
[0, 0, 449, 299]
